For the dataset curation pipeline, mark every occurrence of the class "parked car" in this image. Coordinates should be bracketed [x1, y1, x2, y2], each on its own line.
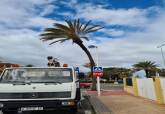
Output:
[80, 82, 92, 88]
[100, 78, 107, 83]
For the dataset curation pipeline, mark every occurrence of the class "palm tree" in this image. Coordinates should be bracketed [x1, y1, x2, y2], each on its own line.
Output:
[133, 61, 158, 78]
[83, 62, 91, 68]
[40, 19, 103, 90]
[25, 64, 34, 67]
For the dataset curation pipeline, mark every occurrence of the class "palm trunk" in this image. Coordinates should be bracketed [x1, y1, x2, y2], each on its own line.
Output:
[145, 69, 149, 78]
[76, 42, 97, 90]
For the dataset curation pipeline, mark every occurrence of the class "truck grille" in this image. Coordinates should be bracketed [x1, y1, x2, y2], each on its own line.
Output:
[0, 92, 71, 99]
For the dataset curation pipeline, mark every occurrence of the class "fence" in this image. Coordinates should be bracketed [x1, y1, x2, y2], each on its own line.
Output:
[160, 78, 165, 103]
[124, 77, 165, 104]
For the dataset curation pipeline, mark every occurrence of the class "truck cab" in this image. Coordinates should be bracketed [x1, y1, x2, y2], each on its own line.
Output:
[0, 67, 80, 114]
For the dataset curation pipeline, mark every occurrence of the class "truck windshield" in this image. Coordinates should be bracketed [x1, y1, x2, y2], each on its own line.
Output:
[0, 68, 73, 83]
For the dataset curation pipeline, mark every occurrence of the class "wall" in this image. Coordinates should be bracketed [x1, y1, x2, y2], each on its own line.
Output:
[123, 78, 134, 95]
[137, 78, 156, 100]
[124, 77, 165, 104]
[160, 78, 165, 103]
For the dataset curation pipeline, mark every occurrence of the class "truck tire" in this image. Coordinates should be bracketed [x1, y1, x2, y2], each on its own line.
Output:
[2, 110, 17, 114]
[75, 88, 81, 101]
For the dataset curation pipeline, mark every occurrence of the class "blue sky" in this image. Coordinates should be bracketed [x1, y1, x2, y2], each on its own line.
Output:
[0, 0, 165, 70]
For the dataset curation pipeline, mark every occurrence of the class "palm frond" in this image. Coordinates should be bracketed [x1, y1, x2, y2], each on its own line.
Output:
[85, 25, 103, 33]
[40, 32, 65, 36]
[78, 23, 83, 34]
[81, 36, 89, 41]
[86, 27, 104, 33]
[65, 20, 75, 32]
[73, 19, 77, 30]
[76, 19, 80, 32]
[133, 61, 158, 70]
[43, 28, 64, 33]
[40, 19, 102, 44]
[40, 35, 67, 41]
[54, 23, 71, 33]
[49, 38, 69, 45]
[81, 20, 91, 32]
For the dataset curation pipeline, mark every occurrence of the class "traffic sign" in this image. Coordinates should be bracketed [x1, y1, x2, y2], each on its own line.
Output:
[93, 66, 103, 77]
[93, 66, 103, 72]
[93, 72, 103, 77]
[75, 67, 79, 73]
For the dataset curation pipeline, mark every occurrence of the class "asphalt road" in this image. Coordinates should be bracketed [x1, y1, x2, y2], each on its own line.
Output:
[100, 83, 124, 90]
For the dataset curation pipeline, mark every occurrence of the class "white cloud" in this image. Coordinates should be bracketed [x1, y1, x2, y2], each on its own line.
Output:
[27, 17, 55, 28]
[76, 5, 160, 27]
[0, 1, 165, 71]
[0, 0, 57, 29]
[95, 13, 165, 68]
[0, 30, 47, 66]
[0, 0, 61, 66]
[100, 29, 125, 37]
[40, 4, 56, 16]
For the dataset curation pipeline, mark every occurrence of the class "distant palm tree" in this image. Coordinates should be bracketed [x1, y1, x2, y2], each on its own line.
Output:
[83, 62, 91, 69]
[40, 19, 103, 90]
[25, 64, 34, 67]
[133, 61, 158, 78]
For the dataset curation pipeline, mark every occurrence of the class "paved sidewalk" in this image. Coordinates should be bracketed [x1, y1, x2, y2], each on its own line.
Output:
[99, 94, 165, 114]
[86, 90, 165, 114]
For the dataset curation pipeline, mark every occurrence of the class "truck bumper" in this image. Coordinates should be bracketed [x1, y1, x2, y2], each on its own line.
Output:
[0, 100, 77, 111]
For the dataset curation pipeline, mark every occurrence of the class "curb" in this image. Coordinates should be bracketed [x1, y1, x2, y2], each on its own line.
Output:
[81, 95, 95, 114]
[86, 95, 113, 114]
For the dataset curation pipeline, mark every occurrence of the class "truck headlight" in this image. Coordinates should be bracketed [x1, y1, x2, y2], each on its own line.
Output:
[62, 101, 75, 106]
[0, 103, 4, 108]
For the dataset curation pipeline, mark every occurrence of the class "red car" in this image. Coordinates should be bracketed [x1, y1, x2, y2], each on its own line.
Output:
[80, 83, 92, 88]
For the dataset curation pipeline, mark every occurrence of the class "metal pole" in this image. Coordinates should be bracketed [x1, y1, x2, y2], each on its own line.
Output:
[96, 47, 101, 96]
[88, 45, 101, 96]
[97, 76, 101, 96]
[160, 47, 165, 67]
[96, 47, 99, 66]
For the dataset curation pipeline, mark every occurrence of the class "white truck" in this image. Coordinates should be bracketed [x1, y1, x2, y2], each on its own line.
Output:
[0, 67, 81, 114]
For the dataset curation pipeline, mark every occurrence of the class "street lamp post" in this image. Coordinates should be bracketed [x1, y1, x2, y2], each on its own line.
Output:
[157, 43, 165, 67]
[88, 45, 101, 96]
[88, 45, 99, 65]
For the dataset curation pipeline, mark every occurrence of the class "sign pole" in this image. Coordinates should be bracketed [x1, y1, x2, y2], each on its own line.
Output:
[97, 76, 101, 96]
[89, 45, 102, 96]
[96, 47, 101, 96]
[93, 67, 103, 96]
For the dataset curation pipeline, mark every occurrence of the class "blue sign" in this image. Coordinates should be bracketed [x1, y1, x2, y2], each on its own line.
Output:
[93, 66, 103, 73]
[75, 67, 79, 73]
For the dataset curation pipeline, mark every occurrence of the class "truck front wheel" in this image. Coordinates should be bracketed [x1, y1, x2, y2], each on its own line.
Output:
[2, 110, 17, 114]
